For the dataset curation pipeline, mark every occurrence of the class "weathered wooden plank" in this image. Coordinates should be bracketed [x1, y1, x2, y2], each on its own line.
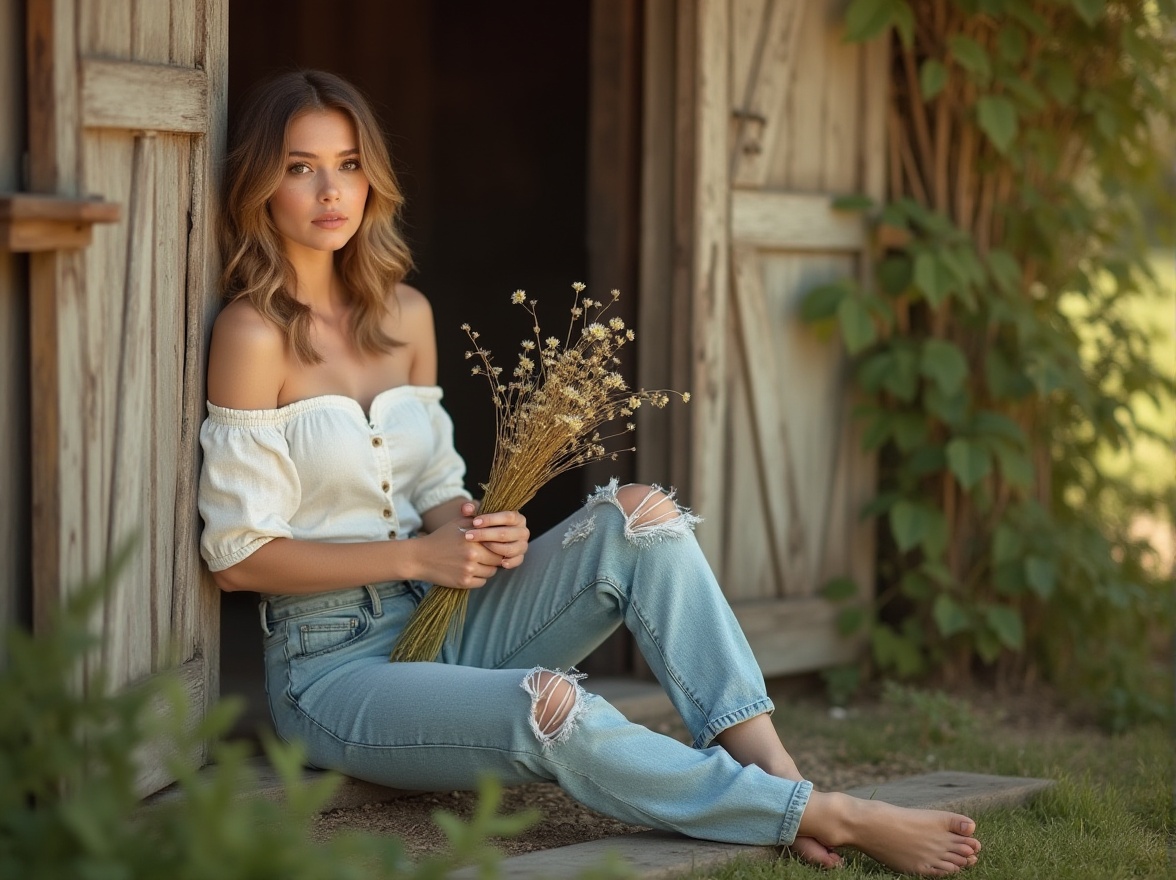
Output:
[81, 57, 209, 133]
[0, 194, 120, 251]
[859, 34, 890, 202]
[731, 190, 866, 252]
[636, 0, 677, 490]
[132, 655, 206, 796]
[168, 0, 199, 66]
[132, 0, 171, 63]
[721, 357, 778, 600]
[689, 0, 731, 561]
[734, 595, 863, 676]
[730, 245, 808, 596]
[150, 135, 190, 668]
[822, 18, 861, 194]
[104, 133, 156, 687]
[80, 0, 130, 59]
[780, 3, 827, 190]
[731, 0, 805, 188]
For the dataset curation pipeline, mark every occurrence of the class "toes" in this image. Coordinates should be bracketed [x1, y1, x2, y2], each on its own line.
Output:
[953, 817, 976, 836]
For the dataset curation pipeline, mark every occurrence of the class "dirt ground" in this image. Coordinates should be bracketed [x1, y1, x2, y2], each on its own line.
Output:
[309, 683, 1077, 861]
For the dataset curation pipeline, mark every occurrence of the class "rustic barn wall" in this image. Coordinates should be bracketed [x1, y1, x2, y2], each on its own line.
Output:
[0, 0, 30, 645]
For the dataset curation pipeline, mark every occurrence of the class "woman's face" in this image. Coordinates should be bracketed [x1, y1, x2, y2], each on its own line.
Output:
[269, 109, 370, 258]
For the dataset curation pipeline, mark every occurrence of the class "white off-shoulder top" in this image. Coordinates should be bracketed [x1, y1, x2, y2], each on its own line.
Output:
[197, 385, 471, 572]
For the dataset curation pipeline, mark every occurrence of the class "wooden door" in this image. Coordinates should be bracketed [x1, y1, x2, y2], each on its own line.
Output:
[639, 0, 888, 676]
[28, 0, 227, 794]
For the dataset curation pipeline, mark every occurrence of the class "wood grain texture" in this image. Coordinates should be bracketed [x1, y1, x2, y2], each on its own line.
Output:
[731, 190, 866, 251]
[27, 0, 226, 791]
[81, 57, 209, 133]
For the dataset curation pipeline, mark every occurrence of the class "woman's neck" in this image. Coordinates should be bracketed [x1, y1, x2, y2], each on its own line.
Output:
[287, 248, 346, 316]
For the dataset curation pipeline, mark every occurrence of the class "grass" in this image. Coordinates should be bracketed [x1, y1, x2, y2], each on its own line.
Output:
[675, 683, 1173, 879]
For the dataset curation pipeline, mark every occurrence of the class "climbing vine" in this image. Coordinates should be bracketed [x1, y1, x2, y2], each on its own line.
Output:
[811, 0, 1176, 727]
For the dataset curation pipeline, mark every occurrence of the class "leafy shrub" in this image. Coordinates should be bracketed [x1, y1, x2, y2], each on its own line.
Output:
[811, 0, 1176, 728]
[0, 557, 627, 880]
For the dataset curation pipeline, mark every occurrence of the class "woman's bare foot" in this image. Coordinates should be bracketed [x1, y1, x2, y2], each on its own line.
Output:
[799, 791, 981, 876]
[789, 835, 843, 868]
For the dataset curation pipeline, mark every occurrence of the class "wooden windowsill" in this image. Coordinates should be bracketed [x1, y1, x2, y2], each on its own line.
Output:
[0, 193, 121, 252]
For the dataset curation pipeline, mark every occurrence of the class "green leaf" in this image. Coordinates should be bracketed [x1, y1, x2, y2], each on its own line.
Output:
[892, 412, 929, 452]
[946, 437, 993, 489]
[991, 440, 1034, 488]
[984, 348, 1033, 400]
[1025, 555, 1057, 599]
[971, 410, 1026, 444]
[871, 624, 925, 677]
[925, 385, 970, 428]
[837, 296, 877, 354]
[862, 410, 894, 451]
[933, 594, 971, 637]
[1072, 0, 1104, 26]
[821, 577, 859, 601]
[837, 606, 868, 636]
[900, 570, 932, 599]
[906, 444, 947, 477]
[987, 248, 1021, 294]
[844, 0, 900, 42]
[985, 605, 1025, 650]
[882, 346, 920, 402]
[877, 254, 913, 296]
[801, 280, 850, 322]
[977, 95, 1018, 153]
[921, 507, 950, 559]
[890, 500, 930, 552]
[920, 339, 970, 395]
[996, 26, 1027, 64]
[993, 523, 1021, 564]
[913, 251, 955, 306]
[920, 59, 948, 100]
[833, 193, 874, 211]
[948, 35, 992, 83]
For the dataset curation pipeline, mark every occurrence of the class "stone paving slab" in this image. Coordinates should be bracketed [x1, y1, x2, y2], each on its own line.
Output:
[452, 771, 1053, 879]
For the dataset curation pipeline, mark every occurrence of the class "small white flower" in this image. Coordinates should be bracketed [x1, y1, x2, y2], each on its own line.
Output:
[511, 290, 526, 304]
[572, 281, 586, 292]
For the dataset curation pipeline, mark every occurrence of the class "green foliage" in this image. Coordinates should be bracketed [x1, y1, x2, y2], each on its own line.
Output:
[0, 559, 629, 880]
[819, 0, 1176, 729]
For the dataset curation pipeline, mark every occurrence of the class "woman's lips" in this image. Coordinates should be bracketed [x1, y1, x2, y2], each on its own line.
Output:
[313, 214, 347, 229]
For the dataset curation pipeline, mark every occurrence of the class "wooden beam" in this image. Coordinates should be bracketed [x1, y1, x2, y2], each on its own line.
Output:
[81, 57, 209, 133]
[0, 193, 120, 251]
[733, 595, 865, 677]
[731, 190, 866, 252]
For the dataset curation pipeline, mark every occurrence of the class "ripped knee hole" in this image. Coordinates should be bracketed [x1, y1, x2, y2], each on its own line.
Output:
[521, 668, 587, 747]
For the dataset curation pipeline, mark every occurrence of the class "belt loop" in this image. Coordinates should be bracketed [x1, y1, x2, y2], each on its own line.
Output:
[366, 583, 383, 618]
[258, 599, 273, 637]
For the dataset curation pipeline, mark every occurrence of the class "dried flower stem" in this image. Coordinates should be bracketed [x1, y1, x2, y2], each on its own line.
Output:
[390, 284, 688, 663]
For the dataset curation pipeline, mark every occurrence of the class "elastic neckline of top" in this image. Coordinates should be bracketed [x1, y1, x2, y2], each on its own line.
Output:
[205, 384, 443, 426]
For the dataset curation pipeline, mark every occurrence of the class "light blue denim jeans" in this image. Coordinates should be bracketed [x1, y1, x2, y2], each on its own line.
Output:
[260, 482, 813, 846]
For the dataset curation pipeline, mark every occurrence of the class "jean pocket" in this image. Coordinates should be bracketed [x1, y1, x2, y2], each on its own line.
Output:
[293, 609, 371, 660]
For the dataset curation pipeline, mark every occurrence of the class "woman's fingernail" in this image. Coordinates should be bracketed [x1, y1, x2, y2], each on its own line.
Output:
[473, 518, 483, 526]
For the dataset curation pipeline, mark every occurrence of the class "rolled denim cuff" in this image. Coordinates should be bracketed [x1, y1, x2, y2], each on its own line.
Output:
[693, 697, 775, 750]
[777, 778, 814, 846]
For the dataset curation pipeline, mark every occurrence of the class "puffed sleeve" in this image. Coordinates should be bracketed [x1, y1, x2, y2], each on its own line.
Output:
[198, 404, 302, 571]
[410, 393, 473, 514]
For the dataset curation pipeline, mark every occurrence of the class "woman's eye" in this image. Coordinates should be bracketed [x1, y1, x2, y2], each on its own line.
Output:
[342, 159, 361, 171]
[288, 162, 311, 174]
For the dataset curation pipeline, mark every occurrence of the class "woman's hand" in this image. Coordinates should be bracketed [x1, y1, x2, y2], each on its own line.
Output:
[458, 502, 529, 571]
[409, 513, 504, 589]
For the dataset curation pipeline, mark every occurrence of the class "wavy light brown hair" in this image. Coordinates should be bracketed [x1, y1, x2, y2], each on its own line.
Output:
[221, 70, 412, 363]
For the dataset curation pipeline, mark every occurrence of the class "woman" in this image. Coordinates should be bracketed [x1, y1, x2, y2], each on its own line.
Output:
[198, 69, 981, 876]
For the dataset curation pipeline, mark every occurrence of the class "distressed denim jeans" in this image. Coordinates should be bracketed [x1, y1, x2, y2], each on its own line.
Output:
[260, 481, 813, 846]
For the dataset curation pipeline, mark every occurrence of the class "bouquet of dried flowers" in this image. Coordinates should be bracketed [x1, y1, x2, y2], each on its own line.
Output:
[389, 283, 689, 663]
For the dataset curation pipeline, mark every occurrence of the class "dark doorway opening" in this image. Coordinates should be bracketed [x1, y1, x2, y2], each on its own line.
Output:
[221, 1, 641, 738]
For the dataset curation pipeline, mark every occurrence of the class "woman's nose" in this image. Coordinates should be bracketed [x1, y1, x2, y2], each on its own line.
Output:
[319, 172, 341, 201]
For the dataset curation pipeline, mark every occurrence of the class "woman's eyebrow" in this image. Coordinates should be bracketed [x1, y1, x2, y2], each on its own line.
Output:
[287, 147, 360, 158]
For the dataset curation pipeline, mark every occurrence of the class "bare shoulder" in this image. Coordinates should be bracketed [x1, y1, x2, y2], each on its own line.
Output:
[391, 282, 434, 333]
[390, 283, 439, 385]
[207, 298, 288, 409]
